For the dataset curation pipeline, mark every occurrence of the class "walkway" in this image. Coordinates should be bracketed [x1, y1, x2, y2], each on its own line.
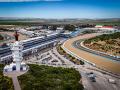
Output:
[52, 47, 74, 66]
[4, 70, 28, 90]
[12, 76, 21, 90]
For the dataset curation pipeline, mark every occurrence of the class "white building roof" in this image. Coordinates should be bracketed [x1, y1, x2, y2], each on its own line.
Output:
[21, 62, 26, 65]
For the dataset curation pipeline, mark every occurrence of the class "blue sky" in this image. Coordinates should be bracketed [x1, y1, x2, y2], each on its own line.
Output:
[0, 0, 120, 18]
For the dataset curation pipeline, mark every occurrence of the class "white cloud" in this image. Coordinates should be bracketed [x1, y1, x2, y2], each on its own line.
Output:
[0, 0, 62, 2]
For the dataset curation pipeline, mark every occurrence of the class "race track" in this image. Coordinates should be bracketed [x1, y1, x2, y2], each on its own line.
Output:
[63, 33, 120, 74]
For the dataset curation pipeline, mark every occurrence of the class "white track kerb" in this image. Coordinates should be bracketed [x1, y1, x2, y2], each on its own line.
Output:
[62, 39, 120, 77]
[81, 41, 120, 58]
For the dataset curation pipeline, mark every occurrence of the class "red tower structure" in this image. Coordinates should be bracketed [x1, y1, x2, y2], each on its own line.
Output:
[14, 31, 19, 41]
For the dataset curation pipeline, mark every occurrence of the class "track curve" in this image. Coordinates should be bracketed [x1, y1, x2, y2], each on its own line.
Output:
[63, 33, 120, 74]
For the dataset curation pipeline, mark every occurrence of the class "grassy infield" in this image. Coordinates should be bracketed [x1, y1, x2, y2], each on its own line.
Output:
[84, 32, 120, 55]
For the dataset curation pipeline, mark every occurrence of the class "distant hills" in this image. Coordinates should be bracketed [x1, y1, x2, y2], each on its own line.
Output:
[0, 17, 120, 21]
[0, 17, 120, 25]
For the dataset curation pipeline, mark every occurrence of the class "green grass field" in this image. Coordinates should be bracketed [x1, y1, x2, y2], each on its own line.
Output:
[84, 32, 120, 56]
[0, 64, 14, 90]
[18, 64, 83, 90]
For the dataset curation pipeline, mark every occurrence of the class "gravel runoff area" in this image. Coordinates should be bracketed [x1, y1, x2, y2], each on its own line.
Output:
[63, 33, 120, 74]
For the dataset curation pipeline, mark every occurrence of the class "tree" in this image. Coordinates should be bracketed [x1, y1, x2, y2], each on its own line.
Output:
[42, 25, 48, 29]
[49, 25, 57, 30]
[1, 43, 8, 48]
[64, 25, 75, 31]
[0, 35, 4, 40]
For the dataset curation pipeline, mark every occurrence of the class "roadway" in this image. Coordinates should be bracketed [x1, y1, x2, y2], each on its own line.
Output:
[63, 33, 120, 74]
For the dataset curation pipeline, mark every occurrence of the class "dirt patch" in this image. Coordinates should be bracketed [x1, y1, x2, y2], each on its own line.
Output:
[84, 39, 120, 56]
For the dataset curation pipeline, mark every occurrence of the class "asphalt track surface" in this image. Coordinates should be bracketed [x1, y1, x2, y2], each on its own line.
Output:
[73, 40, 120, 62]
[63, 34, 120, 74]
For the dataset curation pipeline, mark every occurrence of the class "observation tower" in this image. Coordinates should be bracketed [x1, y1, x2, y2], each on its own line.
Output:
[4, 31, 27, 72]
